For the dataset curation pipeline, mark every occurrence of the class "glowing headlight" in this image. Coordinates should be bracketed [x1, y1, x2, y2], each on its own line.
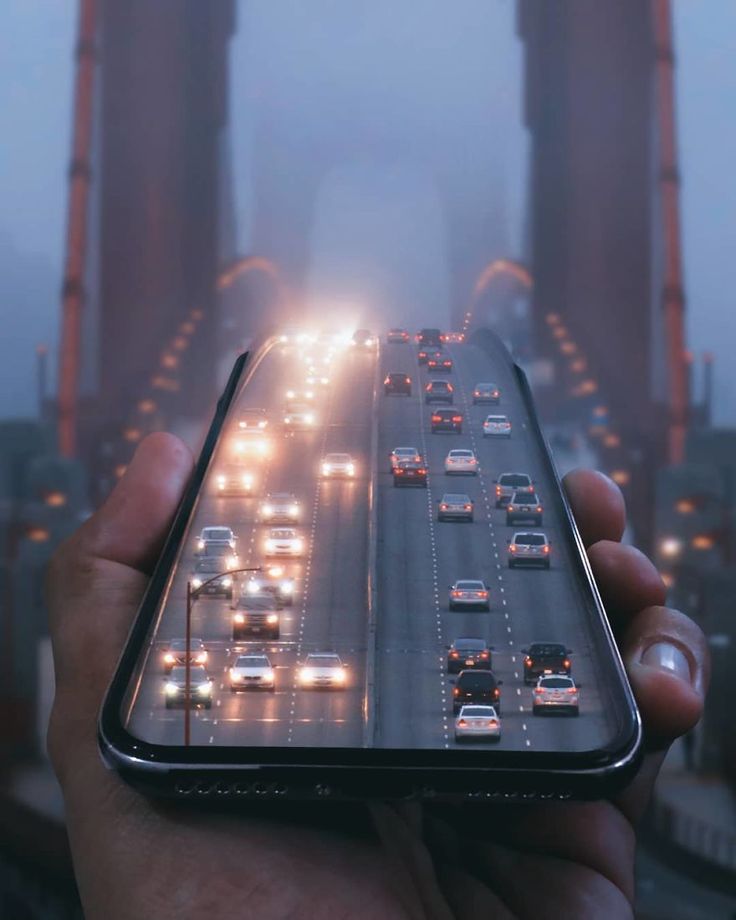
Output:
[265, 539, 275, 552]
[234, 613, 245, 624]
[197, 682, 212, 696]
[197, 539, 205, 550]
[305, 414, 314, 424]
[216, 474, 226, 486]
[242, 474, 253, 487]
[235, 441, 244, 452]
[266, 613, 279, 624]
[165, 682, 178, 695]
[195, 651, 208, 663]
[262, 504, 274, 516]
[334, 668, 346, 682]
[289, 505, 299, 516]
[347, 464, 355, 475]
[163, 653, 175, 664]
[246, 580, 260, 594]
[286, 389, 295, 399]
[300, 668, 315, 683]
[263, 670, 275, 683]
[258, 420, 266, 429]
[221, 577, 232, 588]
[322, 464, 331, 475]
[226, 556, 237, 569]
[280, 334, 288, 343]
[321, 377, 329, 385]
[281, 579, 294, 593]
[257, 442, 268, 455]
[293, 539, 303, 552]
[268, 564, 284, 577]
[192, 577, 202, 589]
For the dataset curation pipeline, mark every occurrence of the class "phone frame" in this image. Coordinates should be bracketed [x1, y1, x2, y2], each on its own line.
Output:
[99, 333, 642, 801]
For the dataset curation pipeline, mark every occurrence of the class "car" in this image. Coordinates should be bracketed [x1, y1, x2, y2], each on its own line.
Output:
[431, 409, 463, 433]
[200, 540, 239, 570]
[427, 355, 453, 373]
[259, 492, 301, 524]
[285, 386, 315, 402]
[283, 402, 316, 429]
[236, 408, 269, 430]
[298, 652, 348, 688]
[232, 593, 280, 639]
[417, 347, 431, 365]
[508, 531, 551, 568]
[452, 669, 502, 714]
[532, 674, 580, 715]
[438, 493, 474, 522]
[196, 526, 236, 552]
[384, 372, 412, 395]
[321, 453, 356, 478]
[418, 327, 443, 347]
[264, 528, 304, 557]
[352, 329, 375, 348]
[190, 558, 234, 598]
[393, 459, 428, 487]
[444, 449, 478, 475]
[448, 579, 489, 611]
[472, 383, 501, 404]
[162, 638, 207, 672]
[386, 328, 410, 344]
[494, 472, 534, 507]
[482, 415, 511, 438]
[389, 446, 422, 472]
[305, 369, 330, 387]
[278, 327, 313, 345]
[522, 643, 573, 684]
[213, 463, 257, 496]
[243, 563, 295, 607]
[442, 331, 465, 344]
[233, 429, 270, 458]
[454, 705, 501, 742]
[446, 638, 493, 673]
[425, 380, 454, 404]
[506, 492, 543, 526]
[447, 636, 492, 674]
[164, 666, 213, 709]
[229, 654, 276, 692]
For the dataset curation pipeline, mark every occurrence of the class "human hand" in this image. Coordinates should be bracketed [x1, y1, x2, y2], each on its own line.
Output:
[46, 434, 708, 919]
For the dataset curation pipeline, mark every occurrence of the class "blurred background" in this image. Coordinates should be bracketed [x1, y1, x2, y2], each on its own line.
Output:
[1, 1, 735, 916]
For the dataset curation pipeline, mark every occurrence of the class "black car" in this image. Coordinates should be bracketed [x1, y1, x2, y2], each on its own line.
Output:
[431, 409, 463, 433]
[521, 642, 572, 684]
[418, 347, 431, 365]
[452, 669, 502, 714]
[427, 355, 453, 373]
[425, 380, 454, 404]
[190, 557, 234, 598]
[384, 372, 412, 395]
[447, 638, 493, 674]
[232, 594, 280, 640]
[418, 327, 443, 347]
[393, 460, 427, 487]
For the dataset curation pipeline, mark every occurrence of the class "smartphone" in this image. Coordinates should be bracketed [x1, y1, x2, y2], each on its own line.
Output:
[99, 327, 642, 801]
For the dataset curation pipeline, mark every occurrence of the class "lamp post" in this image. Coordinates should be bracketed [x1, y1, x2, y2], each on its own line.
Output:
[184, 565, 262, 746]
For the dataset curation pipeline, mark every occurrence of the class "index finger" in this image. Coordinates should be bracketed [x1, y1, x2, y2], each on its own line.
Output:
[562, 468, 626, 547]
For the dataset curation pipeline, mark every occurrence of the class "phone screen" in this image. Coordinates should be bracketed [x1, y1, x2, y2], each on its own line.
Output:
[117, 328, 635, 761]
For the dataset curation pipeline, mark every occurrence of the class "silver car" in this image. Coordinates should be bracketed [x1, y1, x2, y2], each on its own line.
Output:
[321, 453, 356, 478]
[494, 472, 534, 507]
[259, 492, 301, 523]
[454, 705, 501, 742]
[298, 653, 348, 689]
[389, 446, 422, 472]
[448, 579, 490, 611]
[283, 402, 316, 428]
[164, 666, 213, 709]
[264, 528, 304, 557]
[444, 449, 479, 475]
[229, 654, 276, 692]
[508, 531, 551, 569]
[438, 493, 474, 522]
[532, 675, 580, 715]
[482, 415, 511, 438]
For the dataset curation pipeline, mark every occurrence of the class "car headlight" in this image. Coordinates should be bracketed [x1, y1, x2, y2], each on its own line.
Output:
[246, 580, 260, 594]
[258, 420, 266, 429]
[305, 414, 314, 424]
[334, 669, 346, 682]
[286, 389, 295, 399]
[322, 464, 331, 475]
[163, 653, 175, 664]
[281, 579, 294, 593]
[165, 683, 178, 695]
[293, 539, 303, 552]
[264, 670, 275, 683]
[265, 539, 275, 552]
[197, 539, 204, 550]
[262, 504, 273, 516]
[321, 377, 329, 385]
[280, 334, 288, 343]
[300, 668, 315, 682]
[258, 442, 268, 455]
[347, 464, 355, 475]
[284, 416, 292, 424]
[197, 682, 212, 696]
[289, 504, 299, 516]
[242, 474, 253, 487]
[221, 577, 232, 588]
[266, 613, 279, 624]
[233, 613, 245, 624]
[192, 578, 202, 589]
[216, 475, 226, 486]
[227, 556, 237, 569]
[195, 652, 207, 663]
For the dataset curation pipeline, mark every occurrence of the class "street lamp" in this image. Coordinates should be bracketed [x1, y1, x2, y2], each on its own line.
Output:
[184, 565, 262, 745]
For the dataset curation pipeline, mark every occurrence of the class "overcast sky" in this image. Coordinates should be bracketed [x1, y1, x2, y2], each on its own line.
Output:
[0, 2, 734, 422]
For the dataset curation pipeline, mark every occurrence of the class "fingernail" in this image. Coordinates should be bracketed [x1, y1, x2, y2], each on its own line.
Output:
[641, 642, 692, 684]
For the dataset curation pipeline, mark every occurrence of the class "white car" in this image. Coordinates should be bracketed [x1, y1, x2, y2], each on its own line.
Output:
[229, 654, 275, 692]
[237, 408, 269, 430]
[298, 652, 348, 688]
[264, 528, 304, 557]
[233, 429, 270, 457]
[389, 446, 422, 472]
[444, 449, 478, 475]
[306, 369, 330, 387]
[482, 415, 512, 438]
[448, 579, 490, 611]
[321, 453, 356, 478]
[285, 387, 315, 401]
[214, 464, 256, 496]
[259, 493, 301, 523]
[454, 705, 501, 742]
[283, 403, 316, 428]
[532, 675, 580, 715]
[196, 526, 235, 552]
[508, 532, 551, 569]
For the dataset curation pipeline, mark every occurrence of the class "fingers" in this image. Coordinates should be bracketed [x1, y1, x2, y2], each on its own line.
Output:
[587, 541, 667, 624]
[562, 469, 626, 547]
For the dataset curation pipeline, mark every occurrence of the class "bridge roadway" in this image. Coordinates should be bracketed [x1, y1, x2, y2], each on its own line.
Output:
[127, 334, 619, 754]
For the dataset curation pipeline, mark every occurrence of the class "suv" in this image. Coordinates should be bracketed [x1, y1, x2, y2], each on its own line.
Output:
[231, 593, 280, 640]
[452, 669, 502, 713]
[190, 558, 234, 598]
[494, 472, 534, 507]
[418, 327, 442, 347]
[259, 492, 301, 524]
[522, 642, 573, 684]
[533, 674, 579, 716]
[508, 532, 551, 568]
[386, 328, 410, 344]
[425, 380, 454, 404]
[506, 492, 543, 526]
[384, 372, 412, 395]
[393, 460, 427, 487]
[431, 409, 463, 433]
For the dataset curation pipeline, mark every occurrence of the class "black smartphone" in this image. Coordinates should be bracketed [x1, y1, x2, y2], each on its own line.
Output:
[99, 327, 642, 801]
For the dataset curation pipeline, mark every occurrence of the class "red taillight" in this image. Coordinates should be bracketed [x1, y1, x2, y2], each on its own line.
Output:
[418, 468, 427, 475]
[384, 376, 390, 384]
[450, 651, 459, 658]
[432, 415, 441, 422]
[448, 384, 454, 391]
[509, 545, 517, 552]
[453, 687, 459, 696]
[534, 688, 543, 694]
[441, 504, 449, 511]
[453, 416, 462, 422]
[524, 657, 533, 666]
[405, 377, 410, 384]
[451, 590, 461, 597]
[473, 391, 479, 396]
[563, 659, 570, 669]
[508, 505, 515, 512]
[493, 689, 500, 699]
[464, 504, 472, 511]
[480, 651, 490, 658]
[489, 719, 498, 727]
[536, 506, 542, 512]
[492, 391, 499, 397]
[543, 545, 550, 554]
[396, 468, 404, 475]
[495, 485, 501, 494]
[567, 687, 577, 694]
[458, 719, 466, 726]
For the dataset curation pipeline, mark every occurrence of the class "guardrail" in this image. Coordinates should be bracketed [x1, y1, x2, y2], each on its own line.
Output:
[650, 794, 736, 874]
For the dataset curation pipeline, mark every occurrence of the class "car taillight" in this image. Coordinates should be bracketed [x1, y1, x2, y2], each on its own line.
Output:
[534, 688, 543, 694]
[418, 468, 427, 475]
[425, 384, 431, 391]
[453, 688, 459, 695]
[495, 485, 501, 494]
[464, 504, 472, 511]
[507, 505, 515, 512]
[432, 415, 440, 422]
[450, 651, 459, 658]
[536, 506, 542, 512]
[440, 504, 449, 510]
[525, 657, 533, 666]
[509, 545, 517, 552]
[489, 719, 498, 727]
[563, 659, 571, 669]
[568, 687, 577, 693]
[457, 719, 466, 726]
[405, 377, 410, 384]
[474, 391, 479, 396]
[396, 468, 404, 474]
[453, 416, 462, 422]
[543, 545, 550, 553]
[448, 384, 454, 391]
[481, 651, 489, 658]
[451, 590, 461, 597]
[493, 689, 500, 699]
[384, 377, 390, 384]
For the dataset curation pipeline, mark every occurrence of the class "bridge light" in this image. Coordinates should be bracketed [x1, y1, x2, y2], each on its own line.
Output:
[44, 491, 67, 507]
[610, 469, 630, 486]
[691, 534, 715, 550]
[659, 536, 683, 558]
[675, 498, 696, 514]
[137, 399, 156, 414]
